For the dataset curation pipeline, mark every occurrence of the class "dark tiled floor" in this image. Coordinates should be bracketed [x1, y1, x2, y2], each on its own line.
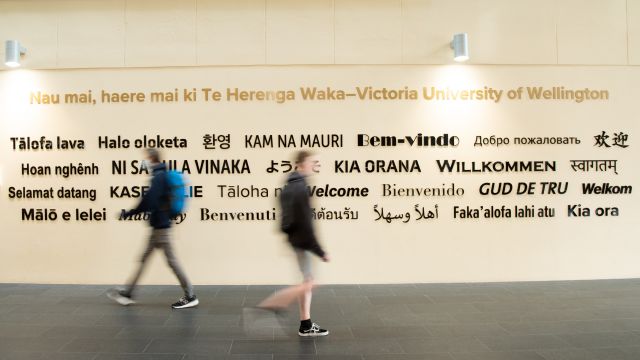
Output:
[1, 280, 640, 359]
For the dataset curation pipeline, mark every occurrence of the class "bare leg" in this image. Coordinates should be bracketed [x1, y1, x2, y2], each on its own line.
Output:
[298, 279, 314, 320]
[258, 283, 306, 310]
[258, 249, 315, 313]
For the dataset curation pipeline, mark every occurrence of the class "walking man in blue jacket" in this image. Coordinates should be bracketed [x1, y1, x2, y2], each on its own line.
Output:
[108, 148, 198, 309]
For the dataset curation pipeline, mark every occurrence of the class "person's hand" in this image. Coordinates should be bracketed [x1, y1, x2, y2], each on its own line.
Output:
[322, 254, 330, 262]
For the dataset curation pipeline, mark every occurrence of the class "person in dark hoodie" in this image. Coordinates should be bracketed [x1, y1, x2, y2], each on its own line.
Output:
[256, 150, 329, 337]
[108, 148, 198, 309]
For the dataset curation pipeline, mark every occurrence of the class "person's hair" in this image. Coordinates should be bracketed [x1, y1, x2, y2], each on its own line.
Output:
[146, 148, 161, 163]
[294, 150, 312, 165]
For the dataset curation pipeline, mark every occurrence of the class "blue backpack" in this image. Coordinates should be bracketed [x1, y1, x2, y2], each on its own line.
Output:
[166, 170, 187, 217]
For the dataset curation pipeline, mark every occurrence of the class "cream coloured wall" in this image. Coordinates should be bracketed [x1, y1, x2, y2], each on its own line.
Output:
[0, 0, 639, 69]
[1, 65, 639, 285]
[1, 1, 639, 285]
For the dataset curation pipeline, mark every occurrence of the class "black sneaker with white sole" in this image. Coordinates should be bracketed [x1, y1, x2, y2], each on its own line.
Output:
[298, 323, 329, 337]
[107, 288, 136, 306]
[172, 295, 199, 309]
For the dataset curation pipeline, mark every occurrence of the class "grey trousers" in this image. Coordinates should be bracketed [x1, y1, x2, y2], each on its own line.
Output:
[126, 228, 194, 298]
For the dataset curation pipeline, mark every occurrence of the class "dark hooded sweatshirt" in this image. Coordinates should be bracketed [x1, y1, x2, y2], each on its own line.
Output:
[280, 171, 326, 258]
[125, 162, 171, 229]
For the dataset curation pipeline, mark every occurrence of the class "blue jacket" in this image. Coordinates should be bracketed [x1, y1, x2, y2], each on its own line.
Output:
[126, 163, 171, 229]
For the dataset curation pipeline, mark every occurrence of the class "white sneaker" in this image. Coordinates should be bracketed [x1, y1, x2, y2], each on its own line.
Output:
[107, 288, 136, 306]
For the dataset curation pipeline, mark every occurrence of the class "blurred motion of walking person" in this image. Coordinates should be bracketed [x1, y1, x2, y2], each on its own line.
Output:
[256, 150, 330, 337]
[108, 148, 198, 309]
